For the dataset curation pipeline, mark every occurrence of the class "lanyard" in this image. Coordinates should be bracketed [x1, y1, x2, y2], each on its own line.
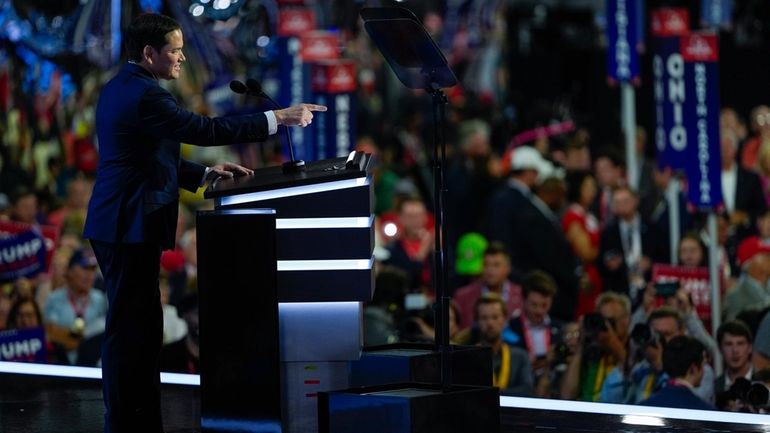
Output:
[493, 343, 511, 389]
[520, 315, 551, 358]
[67, 292, 90, 319]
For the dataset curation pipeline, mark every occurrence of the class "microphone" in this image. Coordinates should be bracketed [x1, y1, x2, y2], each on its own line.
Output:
[230, 79, 305, 174]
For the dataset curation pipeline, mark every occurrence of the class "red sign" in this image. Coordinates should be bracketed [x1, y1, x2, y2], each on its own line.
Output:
[300, 31, 339, 62]
[652, 264, 712, 319]
[680, 32, 719, 62]
[277, 9, 316, 37]
[312, 61, 356, 94]
[651, 8, 690, 37]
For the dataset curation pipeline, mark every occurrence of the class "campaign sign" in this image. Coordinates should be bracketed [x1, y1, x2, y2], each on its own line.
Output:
[0, 230, 47, 282]
[681, 32, 722, 210]
[276, 35, 313, 162]
[606, 0, 640, 83]
[277, 8, 315, 37]
[312, 61, 357, 160]
[652, 264, 712, 320]
[0, 220, 58, 274]
[0, 326, 47, 363]
[701, 0, 733, 29]
[651, 8, 690, 170]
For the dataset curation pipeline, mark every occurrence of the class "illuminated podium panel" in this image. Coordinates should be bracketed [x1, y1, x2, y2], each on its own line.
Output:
[200, 153, 374, 433]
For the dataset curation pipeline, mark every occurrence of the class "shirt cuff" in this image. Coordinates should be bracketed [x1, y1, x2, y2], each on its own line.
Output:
[265, 111, 278, 135]
[201, 167, 212, 186]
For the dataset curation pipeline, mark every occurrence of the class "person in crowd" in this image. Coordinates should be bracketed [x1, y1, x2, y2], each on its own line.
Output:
[6, 298, 44, 330]
[563, 137, 592, 172]
[454, 242, 522, 332]
[506, 270, 563, 377]
[47, 176, 92, 233]
[159, 294, 199, 374]
[639, 336, 716, 410]
[756, 141, 770, 207]
[475, 293, 533, 396]
[634, 127, 657, 200]
[8, 186, 43, 225]
[82, 13, 326, 431]
[560, 292, 630, 401]
[740, 104, 770, 172]
[445, 118, 502, 254]
[599, 186, 666, 303]
[753, 311, 770, 372]
[591, 151, 624, 228]
[43, 247, 108, 365]
[562, 171, 602, 318]
[720, 107, 748, 148]
[679, 232, 708, 267]
[384, 196, 434, 292]
[715, 320, 754, 395]
[721, 130, 767, 240]
[483, 145, 544, 265]
[724, 237, 770, 320]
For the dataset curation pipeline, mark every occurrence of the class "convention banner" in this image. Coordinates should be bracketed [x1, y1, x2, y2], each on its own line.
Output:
[311, 61, 357, 160]
[606, 0, 640, 83]
[0, 221, 57, 282]
[0, 326, 47, 363]
[275, 8, 316, 162]
[701, 0, 733, 30]
[681, 32, 722, 210]
[651, 8, 690, 170]
[652, 264, 712, 320]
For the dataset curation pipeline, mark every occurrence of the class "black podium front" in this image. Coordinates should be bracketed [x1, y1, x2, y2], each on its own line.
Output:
[197, 153, 374, 433]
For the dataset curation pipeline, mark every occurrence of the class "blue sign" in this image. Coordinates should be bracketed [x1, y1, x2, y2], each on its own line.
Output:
[606, 0, 640, 82]
[313, 93, 356, 160]
[276, 37, 315, 162]
[701, 0, 732, 29]
[653, 37, 688, 170]
[0, 327, 47, 363]
[0, 230, 47, 283]
[682, 33, 722, 209]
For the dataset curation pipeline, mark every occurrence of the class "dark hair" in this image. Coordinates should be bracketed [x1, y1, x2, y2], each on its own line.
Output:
[6, 298, 43, 330]
[717, 320, 753, 346]
[522, 270, 557, 299]
[125, 14, 181, 62]
[565, 170, 594, 205]
[663, 335, 705, 379]
[648, 306, 683, 330]
[473, 292, 508, 321]
[679, 231, 708, 267]
[483, 241, 510, 261]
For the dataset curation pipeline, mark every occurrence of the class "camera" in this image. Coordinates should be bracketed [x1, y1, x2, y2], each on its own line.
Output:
[583, 312, 606, 333]
[747, 382, 770, 408]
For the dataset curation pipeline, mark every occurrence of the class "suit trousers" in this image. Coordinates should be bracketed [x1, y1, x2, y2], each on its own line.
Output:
[91, 241, 164, 433]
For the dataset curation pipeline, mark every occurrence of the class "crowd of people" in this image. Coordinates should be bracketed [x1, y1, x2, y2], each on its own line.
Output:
[0, 1, 768, 417]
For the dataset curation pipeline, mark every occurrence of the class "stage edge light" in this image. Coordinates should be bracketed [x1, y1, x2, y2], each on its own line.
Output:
[0, 361, 200, 386]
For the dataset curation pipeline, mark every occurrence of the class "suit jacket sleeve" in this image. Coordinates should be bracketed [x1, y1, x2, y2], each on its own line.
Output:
[178, 159, 207, 192]
[139, 86, 270, 146]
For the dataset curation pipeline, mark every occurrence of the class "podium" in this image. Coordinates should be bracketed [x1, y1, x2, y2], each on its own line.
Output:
[197, 152, 374, 433]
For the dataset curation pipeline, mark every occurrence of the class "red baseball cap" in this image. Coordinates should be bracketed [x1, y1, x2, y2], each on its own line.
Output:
[736, 236, 770, 266]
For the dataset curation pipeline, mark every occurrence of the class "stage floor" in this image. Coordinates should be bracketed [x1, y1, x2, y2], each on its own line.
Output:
[1, 371, 768, 433]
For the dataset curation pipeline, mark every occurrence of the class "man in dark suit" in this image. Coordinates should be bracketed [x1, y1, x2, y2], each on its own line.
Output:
[721, 130, 767, 241]
[599, 186, 667, 302]
[83, 14, 325, 433]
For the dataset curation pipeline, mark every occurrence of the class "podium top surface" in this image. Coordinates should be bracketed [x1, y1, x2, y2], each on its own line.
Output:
[204, 154, 371, 199]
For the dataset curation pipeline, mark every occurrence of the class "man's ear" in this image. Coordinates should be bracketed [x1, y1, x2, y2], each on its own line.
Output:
[143, 45, 154, 64]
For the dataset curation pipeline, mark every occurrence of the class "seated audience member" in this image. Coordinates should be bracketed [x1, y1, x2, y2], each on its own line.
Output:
[160, 294, 200, 374]
[6, 298, 68, 364]
[475, 293, 533, 396]
[454, 242, 522, 332]
[724, 237, 770, 321]
[640, 336, 716, 410]
[753, 311, 770, 372]
[715, 321, 754, 397]
[560, 292, 630, 401]
[506, 270, 562, 376]
[43, 247, 107, 365]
